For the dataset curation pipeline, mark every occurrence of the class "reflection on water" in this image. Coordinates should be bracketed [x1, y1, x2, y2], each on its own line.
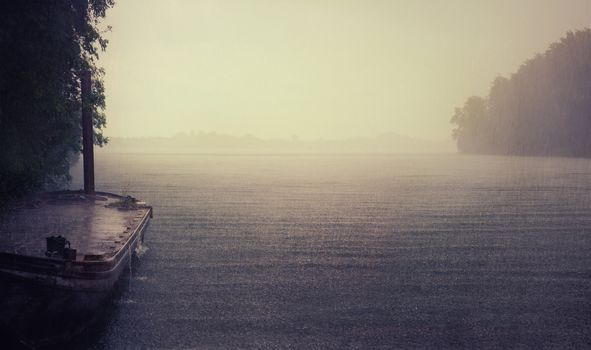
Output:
[68, 153, 591, 349]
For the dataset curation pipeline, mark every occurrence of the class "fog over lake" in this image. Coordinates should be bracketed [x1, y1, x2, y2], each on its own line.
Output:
[69, 153, 591, 349]
[2, 1, 590, 348]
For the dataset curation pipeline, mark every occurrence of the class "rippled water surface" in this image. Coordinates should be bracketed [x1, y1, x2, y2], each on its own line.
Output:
[70, 153, 591, 349]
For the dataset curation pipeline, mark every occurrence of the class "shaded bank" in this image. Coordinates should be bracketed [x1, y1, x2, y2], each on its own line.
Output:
[0, 1, 113, 204]
[451, 29, 591, 157]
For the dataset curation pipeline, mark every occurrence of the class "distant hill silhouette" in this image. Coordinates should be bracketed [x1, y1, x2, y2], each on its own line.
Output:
[104, 132, 454, 154]
[451, 29, 591, 157]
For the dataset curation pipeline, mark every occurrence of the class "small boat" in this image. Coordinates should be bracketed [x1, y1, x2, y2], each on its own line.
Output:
[0, 190, 152, 346]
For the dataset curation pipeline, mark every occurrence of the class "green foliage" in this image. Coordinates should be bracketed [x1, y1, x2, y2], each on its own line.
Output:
[0, 1, 114, 202]
[451, 29, 591, 157]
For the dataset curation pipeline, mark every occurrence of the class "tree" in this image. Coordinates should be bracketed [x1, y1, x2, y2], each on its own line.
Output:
[0, 0, 114, 203]
[451, 96, 487, 153]
[451, 29, 591, 157]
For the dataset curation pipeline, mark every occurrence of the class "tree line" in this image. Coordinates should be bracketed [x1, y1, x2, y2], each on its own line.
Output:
[0, 1, 114, 204]
[451, 29, 591, 157]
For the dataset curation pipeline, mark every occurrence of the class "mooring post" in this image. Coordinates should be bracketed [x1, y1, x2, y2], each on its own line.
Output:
[81, 69, 95, 195]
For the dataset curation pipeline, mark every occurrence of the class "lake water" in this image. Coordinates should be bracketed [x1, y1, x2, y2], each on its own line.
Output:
[69, 153, 591, 349]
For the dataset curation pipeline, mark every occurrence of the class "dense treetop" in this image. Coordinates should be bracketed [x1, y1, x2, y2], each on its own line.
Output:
[0, 0, 114, 203]
[451, 29, 591, 157]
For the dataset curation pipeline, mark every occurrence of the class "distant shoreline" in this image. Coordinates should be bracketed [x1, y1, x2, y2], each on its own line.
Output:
[101, 132, 455, 155]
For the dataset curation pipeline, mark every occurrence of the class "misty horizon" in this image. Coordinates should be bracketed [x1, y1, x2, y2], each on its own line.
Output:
[101, 130, 455, 154]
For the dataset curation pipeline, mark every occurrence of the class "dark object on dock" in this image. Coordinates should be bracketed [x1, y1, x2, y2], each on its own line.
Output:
[45, 235, 70, 258]
[63, 247, 77, 261]
[0, 190, 153, 346]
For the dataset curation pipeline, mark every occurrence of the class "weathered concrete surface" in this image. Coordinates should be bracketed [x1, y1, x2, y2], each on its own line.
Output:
[0, 192, 150, 260]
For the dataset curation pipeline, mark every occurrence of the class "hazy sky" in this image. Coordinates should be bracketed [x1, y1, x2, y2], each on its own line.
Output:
[100, 0, 590, 140]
